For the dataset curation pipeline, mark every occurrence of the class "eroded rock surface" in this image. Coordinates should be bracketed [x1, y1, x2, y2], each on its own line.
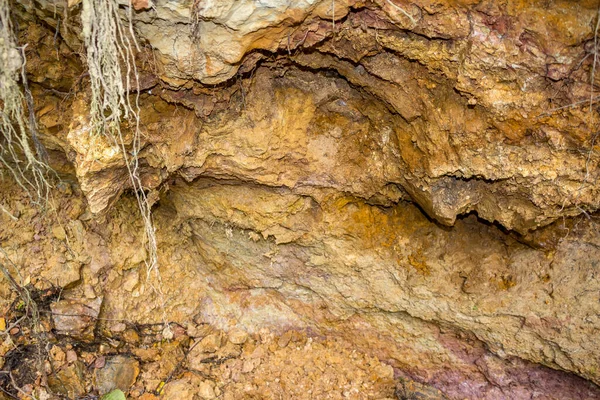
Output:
[2, 173, 600, 398]
[2, 0, 600, 398]
[50, 297, 103, 341]
[18, 0, 600, 231]
[20, 0, 599, 232]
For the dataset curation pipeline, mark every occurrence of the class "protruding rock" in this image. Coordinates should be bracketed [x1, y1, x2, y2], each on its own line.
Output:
[41, 256, 81, 288]
[198, 380, 217, 400]
[161, 373, 204, 400]
[94, 355, 140, 395]
[227, 328, 248, 345]
[47, 360, 86, 398]
[50, 297, 102, 341]
[51, 226, 66, 240]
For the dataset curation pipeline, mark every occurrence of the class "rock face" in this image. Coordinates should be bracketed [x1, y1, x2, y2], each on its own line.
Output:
[42, 0, 599, 233]
[2, 0, 600, 398]
[159, 179, 600, 396]
[20, 0, 600, 231]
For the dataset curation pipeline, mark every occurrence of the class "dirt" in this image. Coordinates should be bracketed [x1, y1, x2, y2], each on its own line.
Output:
[0, 304, 428, 399]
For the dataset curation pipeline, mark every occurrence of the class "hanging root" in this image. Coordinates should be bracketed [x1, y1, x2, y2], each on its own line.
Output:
[584, 6, 600, 187]
[190, 0, 204, 38]
[570, 5, 600, 214]
[0, 0, 53, 205]
[80, 0, 169, 333]
[385, 0, 417, 26]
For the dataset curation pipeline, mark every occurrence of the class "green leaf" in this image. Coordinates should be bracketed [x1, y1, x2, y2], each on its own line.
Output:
[101, 389, 126, 400]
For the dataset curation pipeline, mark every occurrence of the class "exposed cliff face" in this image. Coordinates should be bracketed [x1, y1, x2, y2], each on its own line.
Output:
[54, 0, 600, 233]
[2, 0, 600, 399]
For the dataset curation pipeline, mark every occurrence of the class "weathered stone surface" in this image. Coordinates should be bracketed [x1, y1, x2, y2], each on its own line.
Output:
[228, 329, 248, 345]
[40, 256, 81, 288]
[159, 179, 600, 393]
[160, 373, 204, 400]
[131, 0, 598, 232]
[161, 374, 217, 400]
[24, 0, 599, 232]
[197, 379, 217, 400]
[2, 174, 600, 397]
[396, 377, 449, 400]
[65, 97, 131, 214]
[47, 360, 86, 398]
[134, 0, 352, 84]
[94, 355, 140, 395]
[4, 0, 600, 398]
[50, 297, 103, 341]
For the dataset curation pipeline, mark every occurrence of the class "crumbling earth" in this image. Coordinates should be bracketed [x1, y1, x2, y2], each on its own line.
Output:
[2, 0, 600, 398]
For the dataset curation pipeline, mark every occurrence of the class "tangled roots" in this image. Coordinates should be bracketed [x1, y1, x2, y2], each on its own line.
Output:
[0, 0, 52, 205]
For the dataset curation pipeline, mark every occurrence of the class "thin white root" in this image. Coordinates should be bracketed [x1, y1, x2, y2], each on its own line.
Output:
[583, 6, 600, 188]
[0, 0, 53, 205]
[385, 0, 416, 26]
[81, 0, 168, 332]
[572, 6, 600, 212]
[0, 203, 17, 220]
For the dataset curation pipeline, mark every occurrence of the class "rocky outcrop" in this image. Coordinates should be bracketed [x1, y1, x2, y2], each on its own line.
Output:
[18, 0, 600, 232]
[2, 0, 600, 398]
[3, 164, 600, 398]
[159, 178, 600, 393]
[103, 0, 600, 232]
